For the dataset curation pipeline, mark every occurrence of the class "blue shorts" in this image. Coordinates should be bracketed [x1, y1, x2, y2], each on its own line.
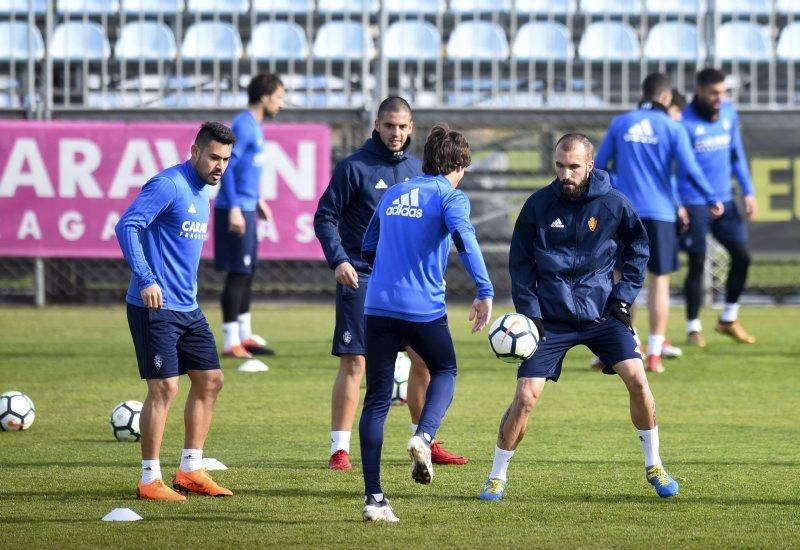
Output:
[642, 219, 679, 275]
[126, 304, 220, 379]
[517, 318, 641, 381]
[332, 272, 370, 356]
[681, 201, 747, 254]
[214, 208, 258, 274]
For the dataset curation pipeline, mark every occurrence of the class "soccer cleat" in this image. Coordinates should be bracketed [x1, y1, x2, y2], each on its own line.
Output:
[407, 435, 433, 484]
[172, 468, 233, 497]
[715, 320, 756, 344]
[328, 449, 352, 471]
[686, 331, 706, 348]
[222, 344, 252, 359]
[479, 478, 506, 501]
[430, 441, 468, 465]
[646, 464, 679, 498]
[362, 494, 399, 522]
[241, 335, 276, 356]
[646, 354, 665, 373]
[137, 478, 186, 502]
[662, 340, 683, 358]
[589, 355, 605, 371]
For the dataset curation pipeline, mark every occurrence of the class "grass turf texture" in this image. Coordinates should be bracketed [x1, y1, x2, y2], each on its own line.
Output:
[1, 304, 798, 548]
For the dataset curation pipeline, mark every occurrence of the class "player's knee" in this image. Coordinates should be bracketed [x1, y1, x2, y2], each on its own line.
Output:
[207, 370, 225, 395]
[687, 252, 705, 274]
[625, 370, 650, 397]
[729, 245, 751, 270]
[339, 355, 365, 377]
[514, 385, 541, 416]
[148, 378, 179, 404]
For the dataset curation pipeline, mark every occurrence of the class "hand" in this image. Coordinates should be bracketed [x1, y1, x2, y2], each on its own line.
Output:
[228, 206, 246, 236]
[140, 283, 163, 310]
[744, 195, 758, 221]
[334, 261, 359, 289]
[468, 297, 492, 333]
[257, 199, 273, 221]
[606, 299, 633, 333]
[531, 317, 546, 341]
[709, 201, 724, 220]
[677, 206, 690, 234]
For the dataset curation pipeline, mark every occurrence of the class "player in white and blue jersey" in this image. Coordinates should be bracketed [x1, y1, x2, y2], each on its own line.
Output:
[117, 122, 235, 502]
[214, 74, 285, 359]
[358, 125, 494, 522]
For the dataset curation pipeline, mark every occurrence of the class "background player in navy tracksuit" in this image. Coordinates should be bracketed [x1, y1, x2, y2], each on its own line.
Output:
[314, 97, 467, 471]
[116, 122, 235, 502]
[596, 72, 724, 374]
[478, 134, 679, 502]
[359, 124, 493, 522]
[678, 68, 758, 346]
[214, 74, 285, 358]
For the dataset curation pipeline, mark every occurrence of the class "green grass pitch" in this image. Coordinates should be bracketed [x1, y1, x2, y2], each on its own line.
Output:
[1, 303, 798, 548]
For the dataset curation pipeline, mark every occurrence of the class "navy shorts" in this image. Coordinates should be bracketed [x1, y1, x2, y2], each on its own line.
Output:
[517, 318, 641, 381]
[214, 208, 258, 274]
[332, 272, 370, 356]
[126, 304, 220, 379]
[642, 219, 679, 275]
[681, 201, 747, 254]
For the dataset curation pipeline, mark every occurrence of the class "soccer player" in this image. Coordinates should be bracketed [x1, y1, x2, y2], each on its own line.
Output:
[596, 73, 723, 373]
[214, 74, 285, 358]
[478, 134, 679, 502]
[359, 124, 493, 522]
[678, 68, 758, 346]
[116, 122, 235, 501]
[314, 97, 468, 471]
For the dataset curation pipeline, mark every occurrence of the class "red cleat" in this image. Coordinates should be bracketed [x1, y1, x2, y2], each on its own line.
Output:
[646, 354, 665, 373]
[430, 441, 468, 465]
[241, 336, 276, 356]
[222, 344, 252, 359]
[328, 449, 352, 470]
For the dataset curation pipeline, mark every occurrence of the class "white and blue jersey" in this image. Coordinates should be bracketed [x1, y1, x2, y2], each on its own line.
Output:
[116, 160, 211, 312]
[677, 101, 754, 206]
[362, 174, 494, 322]
[595, 103, 717, 222]
[215, 110, 263, 211]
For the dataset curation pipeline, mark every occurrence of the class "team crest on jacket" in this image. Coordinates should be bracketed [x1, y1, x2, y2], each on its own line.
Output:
[588, 217, 597, 232]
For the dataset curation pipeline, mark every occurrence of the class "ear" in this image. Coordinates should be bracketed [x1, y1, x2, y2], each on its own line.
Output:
[407, 120, 414, 135]
[587, 159, 595, 172]
[190, 143, 199, 160]
[373, 118, 379, 131]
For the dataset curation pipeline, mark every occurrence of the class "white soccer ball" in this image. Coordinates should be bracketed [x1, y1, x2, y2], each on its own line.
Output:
[392, 352, 411, 405]
[0, 391, 36, 431]
[488, 313, 540, 364]
[109, 400, 143, 442]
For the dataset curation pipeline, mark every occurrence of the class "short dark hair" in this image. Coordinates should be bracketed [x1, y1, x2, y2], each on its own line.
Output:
[377, 96, 412, 120]
[195, 121, 236, 148]
[670, 88, 687, 109]
[247, 73, 284, 105]
[555, 133, 594, 158]
[422, 124, 471, 176]
[642, 72, 672, 100]
[696, 67, 726, 88]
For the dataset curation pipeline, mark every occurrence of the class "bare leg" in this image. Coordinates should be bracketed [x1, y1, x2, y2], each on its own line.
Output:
[648, 274, 671, 342]
[140, 377, 179, 460]
[405, 347, 429, 425]
[613, 358, 656, 430]
[496, 377, 547, 451]
[331, 354, 365, 430]
[183, 369, 225, 449]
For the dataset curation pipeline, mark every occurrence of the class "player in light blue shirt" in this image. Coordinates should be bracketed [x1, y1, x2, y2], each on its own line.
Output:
[358, 124, 493, 522]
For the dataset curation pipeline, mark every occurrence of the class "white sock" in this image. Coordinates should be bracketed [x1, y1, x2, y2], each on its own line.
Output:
[141, 459, 162, 484]
[237, 312, 252, 341]
[410, 423, 418, 435]
[687, 318, 702, 334]
[638, 427, 661, 468]
[331, 430, 351, 454]
[180, 448, 203, 472]
[648, 334, 665, 357]
[223, 322, 240, 350]
[719, 303, 740, 323]
[489, 446, 515, 482]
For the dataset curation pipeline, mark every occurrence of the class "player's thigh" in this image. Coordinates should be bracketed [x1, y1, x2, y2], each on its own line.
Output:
[176, 309, 221, 375]
[517, 324, 576, 382]
[332, 275, 368, 357]
[711, 201, 748, 250]
[642, 219, 679, 275]
[403, 316, 457, 377]
[214, 208, 257, 273]
[681, 204, 711, 254]
[364, 315, 405, 401]
[583, 318, 642, 376]
[126, 304, 181, 379]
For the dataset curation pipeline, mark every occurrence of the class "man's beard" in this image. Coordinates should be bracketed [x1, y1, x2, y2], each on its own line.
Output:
[692, 97, 719, 121]
[559, 172, 590, 200]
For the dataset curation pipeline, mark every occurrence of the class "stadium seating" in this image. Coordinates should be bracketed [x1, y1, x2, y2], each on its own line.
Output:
[581, 0, 643, 17]
[0, 0, 47, 13]
[317, 0, 378, 15]
[715, 0, 772, 17]
[644, 22, 705, 62]
[578, 21, 640, 61]
[252, 0, 314, 14]
[57, 0, 119, 15]
[313, 21, 375, 60]
[181, 21, 243, 60]
[515, 0, 577, 14]
[715, 22, 772, 62]
[116, 21, 177, 61]
[383, 21, 440, 61]
[512, 21, 574, 61]
[186, 0, 249, 15]
[50, 22, 111, 60]
[777, 23, 800, 60]
[0, 21, 45, 60]
[385, 0, 446, 15]
[121, 0, 184, 15]
[645, 0, 707, 16]
[447, 21, 509, 60]
[247, 21, 309, 61]
[777, 0, 799, 14]
[450, 0, 512, 14]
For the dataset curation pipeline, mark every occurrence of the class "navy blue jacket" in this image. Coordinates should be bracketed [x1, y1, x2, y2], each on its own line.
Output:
[314, 131, 422, 273]
[510, 169, 649, 326]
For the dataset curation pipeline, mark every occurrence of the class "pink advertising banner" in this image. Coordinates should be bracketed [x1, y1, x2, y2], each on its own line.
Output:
[0, 120, 330, 259]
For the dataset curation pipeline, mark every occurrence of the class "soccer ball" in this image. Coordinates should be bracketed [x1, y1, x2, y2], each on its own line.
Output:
[109, 400, 143, 442]
[488, 313, 540, 364]
[392, 352, 411, 405]
[0, 391, 36, 431]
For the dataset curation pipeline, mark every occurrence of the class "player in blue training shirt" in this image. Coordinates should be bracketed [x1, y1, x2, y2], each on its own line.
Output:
[678, 68, 759, 346]
[478, 134, 679, 503]
[214, 74, 285, 358]
[596, 73, 724, 374]
[116, 122, 235, 502]
[358, 124, 493, 522]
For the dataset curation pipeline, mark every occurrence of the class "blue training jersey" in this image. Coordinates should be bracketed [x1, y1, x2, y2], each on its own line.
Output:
[362, 175, 494, 323]
[215, 110, 263, 211]
[677, 101, 754, 205]
[595, 103, 717, 222]
[116, 160, 211, 311]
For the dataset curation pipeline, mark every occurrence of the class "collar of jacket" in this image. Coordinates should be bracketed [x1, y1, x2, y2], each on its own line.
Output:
[365, 130, 411, 163]
[690, 97, 719, 122]
[182, 160, 208, 190]
[638, 100, 668, 114]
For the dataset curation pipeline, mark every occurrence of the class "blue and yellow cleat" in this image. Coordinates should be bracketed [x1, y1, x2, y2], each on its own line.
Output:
[646, 464, 679, 498]
[479, 478, 506, 501]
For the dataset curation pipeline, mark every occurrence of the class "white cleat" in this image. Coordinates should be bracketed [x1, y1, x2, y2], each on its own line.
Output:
[407, 435, 433, 484]
[362, 495, 400, 522]
[662, 342, 683, 358]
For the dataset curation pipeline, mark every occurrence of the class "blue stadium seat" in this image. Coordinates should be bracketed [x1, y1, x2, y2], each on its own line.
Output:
[121, 0, 184, 15]
[252, 0, 314, 13]
[0, 0, 47, 13]
[50, 22, 111, 60]
[181, 22, 243, 60]
[0, 21, 45, 60]
[57, 0, 119, 14]
[450, 0, 512, 14]
[116, 22, 177, 61]
[777, 23, 800, 60]
[715, 0, 771, 16]
[247, 21, 309, 61]
[581, 0, 642, 16]
[313, 21, 375, 60]
[385, 0, 445, 15]
[383, 21, 440, 60]
[644, 22, 705, 62]
[579, 21, 640, 61]
[317, 0, 378, 14]
[447, 21, 509, 61]
[512, 21, 574, 61]
[186, 0, 248, 14]
[715, 22, 771, 61]
[514, 0, 577, 14]
[645, 0, 706, 16]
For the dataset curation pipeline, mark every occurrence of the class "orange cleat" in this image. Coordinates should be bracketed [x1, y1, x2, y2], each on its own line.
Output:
[172, 469, 233, 497]
[430, 441, 468, 465]
[328, 449, 352, 470]
[241, 336, 276, 356]
[716, 320, 756, 344]
[137, 478, 187, 502]
[222, 344, 252, 359]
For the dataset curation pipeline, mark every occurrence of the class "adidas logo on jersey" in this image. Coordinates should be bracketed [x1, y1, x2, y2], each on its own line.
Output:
[375, 179, 388, 189]
[188, 203, 197, 214]
[386, 188, 423, 218]
[550, 218, 565, 229]
[623, 119, 658, 144]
